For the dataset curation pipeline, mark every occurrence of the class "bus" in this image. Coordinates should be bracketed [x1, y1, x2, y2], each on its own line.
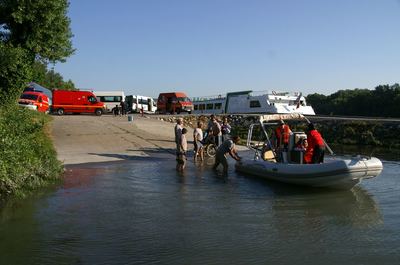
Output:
[93, 91, 125, 113]
[126, 95, 157, 113]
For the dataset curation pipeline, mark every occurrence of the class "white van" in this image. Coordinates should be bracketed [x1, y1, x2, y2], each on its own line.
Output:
[93, 91, 125, 113]
[126, 95, 157, 113]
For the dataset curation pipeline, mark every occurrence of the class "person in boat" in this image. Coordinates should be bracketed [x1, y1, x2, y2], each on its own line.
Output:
[273, 120, 292, 162]
[294, 138, 307, 151]
[294, 138, 312, 164]
[177, 128, 188, 171]
[305, 123, 325, 164]
[213, 135, 241, 174]
[193, 121, 204, 162]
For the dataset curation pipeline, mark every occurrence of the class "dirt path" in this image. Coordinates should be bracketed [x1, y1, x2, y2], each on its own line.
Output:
[50, 114, 178, 165]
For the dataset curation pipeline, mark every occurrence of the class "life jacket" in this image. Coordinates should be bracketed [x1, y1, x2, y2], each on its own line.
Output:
[304, 148, 313, 164]
[307, 130, 324, 148]
[275, 125, 291, 146]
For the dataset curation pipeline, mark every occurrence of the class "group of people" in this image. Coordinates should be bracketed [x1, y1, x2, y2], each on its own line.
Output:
[112, 101, 128, 116]
[174, 116, 240, 173]
[173, 116, 326, 173]
[273, 120, 325, 164]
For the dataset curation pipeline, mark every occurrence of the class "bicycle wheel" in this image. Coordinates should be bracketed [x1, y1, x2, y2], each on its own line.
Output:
[206, 144, 217, 157]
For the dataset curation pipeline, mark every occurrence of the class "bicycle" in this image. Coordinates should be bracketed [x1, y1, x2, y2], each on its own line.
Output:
[202, 133, 217, 157]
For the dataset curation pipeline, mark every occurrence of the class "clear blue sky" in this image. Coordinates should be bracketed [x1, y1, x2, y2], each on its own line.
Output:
[55, 0, 400, 97]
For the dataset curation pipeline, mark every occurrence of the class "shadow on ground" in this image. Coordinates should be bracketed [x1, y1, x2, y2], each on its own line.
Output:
[87, 147, 188, 161]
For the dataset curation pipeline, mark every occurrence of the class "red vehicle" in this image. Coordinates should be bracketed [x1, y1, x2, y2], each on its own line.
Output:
[157, 92, 193, 114]
[52, 90, 105, 116]
[18, 91, 50, 113]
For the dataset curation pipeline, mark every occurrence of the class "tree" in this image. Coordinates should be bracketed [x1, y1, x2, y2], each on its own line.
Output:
[32, 61, 76, 90]
[0, 0, 74, 63]
[0, 0, 74, 103]
[0, 43, 32, 102]
[306, 84, 400, 117]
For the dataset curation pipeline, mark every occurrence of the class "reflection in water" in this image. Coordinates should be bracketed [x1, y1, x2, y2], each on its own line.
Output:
[0, 154, 398, 265]
[270, 186, 382, 229]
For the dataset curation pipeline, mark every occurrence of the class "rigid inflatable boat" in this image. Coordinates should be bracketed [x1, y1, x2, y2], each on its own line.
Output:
[235, 114, 383, 189]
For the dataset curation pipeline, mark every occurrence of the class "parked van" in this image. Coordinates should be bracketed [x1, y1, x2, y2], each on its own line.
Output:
[126, 95, 157, 113]
[24, 82, 52, 103]
[157, 92, 193, 114]
[18, 91, 50, 113]
[52, 90, 105, 116]
[93, 91, 125, 113]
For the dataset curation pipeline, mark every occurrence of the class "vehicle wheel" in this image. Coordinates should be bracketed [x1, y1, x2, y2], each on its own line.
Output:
[188, 111, 192, 114]
[206, 144, 217, 157]
[95, 109, 103, 116]
[57, 108, 64, 116]
[177, 109, 181, 114]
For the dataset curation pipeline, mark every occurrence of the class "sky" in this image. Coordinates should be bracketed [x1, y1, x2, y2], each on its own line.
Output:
[54, 0, 400, 97]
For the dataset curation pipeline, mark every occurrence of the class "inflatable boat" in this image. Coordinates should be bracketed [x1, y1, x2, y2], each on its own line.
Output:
[235, 114, 383, 189]
[235, 156, 383, 189]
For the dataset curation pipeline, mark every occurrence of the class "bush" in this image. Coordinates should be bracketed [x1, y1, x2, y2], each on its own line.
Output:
[0, 104, 63, 198]
[0, 43, 33, 104]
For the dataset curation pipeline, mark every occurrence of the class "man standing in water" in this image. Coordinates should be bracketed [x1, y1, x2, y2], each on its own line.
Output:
[177, 128, 188, 171]
[213, 135, 241, 174]
[174, 118, 183, 156]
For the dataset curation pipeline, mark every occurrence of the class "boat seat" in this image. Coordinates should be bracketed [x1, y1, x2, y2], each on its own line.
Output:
[289, 132, 307, 163]
[262, 150, 276, 162]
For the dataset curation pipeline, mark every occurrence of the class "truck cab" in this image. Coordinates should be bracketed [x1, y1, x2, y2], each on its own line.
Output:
[18, 91, 50, 113]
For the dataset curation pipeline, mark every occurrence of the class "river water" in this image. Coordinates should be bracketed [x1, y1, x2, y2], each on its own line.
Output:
[1, 149, 399, 265]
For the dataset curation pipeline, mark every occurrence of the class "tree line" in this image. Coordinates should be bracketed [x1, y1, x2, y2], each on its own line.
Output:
[306, 84, 400, 118]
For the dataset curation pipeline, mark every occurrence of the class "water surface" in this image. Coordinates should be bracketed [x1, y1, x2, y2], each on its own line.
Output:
[1, 150, 399, 265]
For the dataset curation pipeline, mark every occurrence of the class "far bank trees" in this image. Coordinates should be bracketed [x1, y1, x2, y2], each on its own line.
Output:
[307, 84, 400, 118]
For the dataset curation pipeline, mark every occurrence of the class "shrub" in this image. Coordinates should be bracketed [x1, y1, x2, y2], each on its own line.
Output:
[0, 104, 63, 198]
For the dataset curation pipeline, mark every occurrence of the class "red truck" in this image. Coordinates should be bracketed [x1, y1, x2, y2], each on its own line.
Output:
[157, 92, 193, 114]
[52, 90, 105, 116]
[18, 91, 50, 113]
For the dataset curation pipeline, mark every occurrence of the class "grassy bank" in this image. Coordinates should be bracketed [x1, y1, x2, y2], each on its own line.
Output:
[0, 105, 63, 199]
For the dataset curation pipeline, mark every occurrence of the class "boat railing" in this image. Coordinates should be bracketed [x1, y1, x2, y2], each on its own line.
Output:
[191, 95, 226, 102]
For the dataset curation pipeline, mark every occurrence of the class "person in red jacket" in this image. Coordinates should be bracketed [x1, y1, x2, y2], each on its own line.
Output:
[305, 123, 325, 164]
[274, 120, 292, 163]
[274, 120, 291, 149]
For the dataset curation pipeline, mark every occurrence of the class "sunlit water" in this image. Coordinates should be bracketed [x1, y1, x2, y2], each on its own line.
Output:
[1, 150, 399, 265]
